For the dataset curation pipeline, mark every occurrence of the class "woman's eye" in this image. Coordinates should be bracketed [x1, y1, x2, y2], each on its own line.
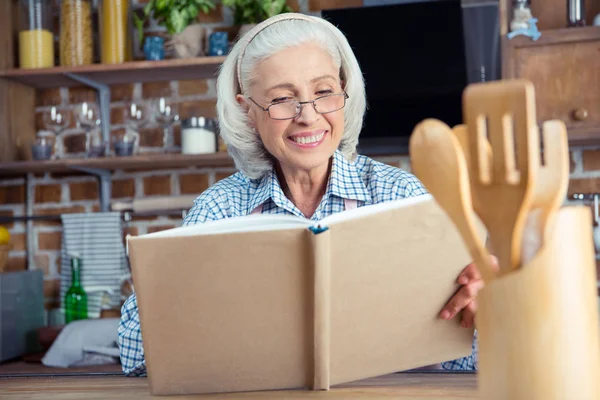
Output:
[271, 97, 292, 103]
[316, 90, 333, 96]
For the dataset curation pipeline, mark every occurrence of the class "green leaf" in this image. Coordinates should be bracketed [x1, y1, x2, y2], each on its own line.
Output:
[144, 0, 156, 17]
[187, 4, 199, 19]
[133, 13, 146, 44]
[170, 8, 188, 33]
[156, 0, 169, 13]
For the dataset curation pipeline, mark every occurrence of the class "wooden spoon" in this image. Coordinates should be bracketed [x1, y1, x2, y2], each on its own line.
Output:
[463, 79, 540, 275]
[409, 118, 496, 284]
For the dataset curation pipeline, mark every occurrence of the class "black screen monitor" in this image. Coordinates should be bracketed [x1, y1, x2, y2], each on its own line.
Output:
[322, 0, 469, 155]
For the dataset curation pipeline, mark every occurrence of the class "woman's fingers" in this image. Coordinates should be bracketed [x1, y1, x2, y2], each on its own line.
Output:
[461, 300, 477, 328]
[440, 279, 484, 320]
[457, 255, 499, 285]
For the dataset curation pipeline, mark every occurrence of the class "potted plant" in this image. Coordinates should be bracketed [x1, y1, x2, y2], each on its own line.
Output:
[134, 0, 217, 59]
[222, 0, 293, 38]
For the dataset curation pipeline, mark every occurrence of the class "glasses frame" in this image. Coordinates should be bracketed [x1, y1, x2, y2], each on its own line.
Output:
[247, 92, 349, 120]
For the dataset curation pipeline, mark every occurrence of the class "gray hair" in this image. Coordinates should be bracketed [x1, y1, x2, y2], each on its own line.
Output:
[215, 13, 367, 179]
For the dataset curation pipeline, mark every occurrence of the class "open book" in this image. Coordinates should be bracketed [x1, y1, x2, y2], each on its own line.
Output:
[127, 193, 481, 396]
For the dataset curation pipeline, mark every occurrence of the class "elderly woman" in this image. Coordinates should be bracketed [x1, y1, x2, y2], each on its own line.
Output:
[118, 13, 494, 377]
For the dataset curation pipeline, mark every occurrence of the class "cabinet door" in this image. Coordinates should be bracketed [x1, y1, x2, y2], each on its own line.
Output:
[504, 28, 600, 144]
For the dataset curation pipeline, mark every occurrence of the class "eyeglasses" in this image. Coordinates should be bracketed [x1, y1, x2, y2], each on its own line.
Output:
[248, 92, 349, 120]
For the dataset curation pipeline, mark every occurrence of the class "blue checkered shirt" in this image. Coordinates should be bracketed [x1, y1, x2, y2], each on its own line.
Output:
[118, 150, 478, 376]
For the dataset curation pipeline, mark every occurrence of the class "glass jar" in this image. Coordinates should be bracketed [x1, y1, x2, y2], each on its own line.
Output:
[98, 0, 133, 64]
[60, 0, 94, 66]
[18, 0, 54, 69]
[181, 117, 217, 154]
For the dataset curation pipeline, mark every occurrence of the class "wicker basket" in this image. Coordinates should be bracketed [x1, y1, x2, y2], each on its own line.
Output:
[0, 244, 11, 273]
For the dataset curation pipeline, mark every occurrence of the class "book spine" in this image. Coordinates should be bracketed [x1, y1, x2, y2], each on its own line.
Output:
[310, 227, 331, 391]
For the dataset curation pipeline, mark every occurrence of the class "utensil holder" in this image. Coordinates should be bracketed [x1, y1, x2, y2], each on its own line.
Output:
[476, 206, 600, 400]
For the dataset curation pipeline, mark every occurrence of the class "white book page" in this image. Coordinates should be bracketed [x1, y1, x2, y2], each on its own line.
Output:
[138, 213, 313, 239]
[137, 194, 433, 239]
[319, 193, 433, 227]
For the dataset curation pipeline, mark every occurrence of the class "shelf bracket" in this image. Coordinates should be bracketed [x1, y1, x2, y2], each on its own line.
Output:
[64, 73, 111, 158]
[26, 173, 35, 271]
[71, 167, 112, 213]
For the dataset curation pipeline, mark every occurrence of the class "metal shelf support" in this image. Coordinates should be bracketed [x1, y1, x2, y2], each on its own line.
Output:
[26, 173, 34, 271]
[63, 73, 113, 212]
[64, 73, 111, 158]
[71, 166, 112, 212]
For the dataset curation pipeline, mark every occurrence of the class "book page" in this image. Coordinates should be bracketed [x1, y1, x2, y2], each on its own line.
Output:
[326, 195, 479, 383]
[319, 193, 433, 227]
[138, 213, 313, 239]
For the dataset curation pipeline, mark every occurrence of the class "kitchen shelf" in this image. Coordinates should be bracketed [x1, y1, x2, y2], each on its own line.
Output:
[503, 25, 600, 49]
[0, 56, 227, 89]
[0, 152, 234, 178]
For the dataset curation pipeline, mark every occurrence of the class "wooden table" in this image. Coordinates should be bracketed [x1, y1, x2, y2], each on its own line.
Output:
[0, 372, 478, 399]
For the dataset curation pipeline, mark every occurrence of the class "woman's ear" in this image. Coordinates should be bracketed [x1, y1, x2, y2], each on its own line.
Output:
[236, 94, 249, 112]
[236, 94, 257, 129]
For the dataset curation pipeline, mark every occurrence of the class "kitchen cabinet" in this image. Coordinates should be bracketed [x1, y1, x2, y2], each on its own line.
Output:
[502, 25, 600, 145]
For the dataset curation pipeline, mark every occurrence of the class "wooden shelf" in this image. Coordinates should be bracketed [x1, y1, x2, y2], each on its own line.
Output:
[0, 152, 234, 178]
[0, 56, 227, 89]
[504, 25, 600, 49]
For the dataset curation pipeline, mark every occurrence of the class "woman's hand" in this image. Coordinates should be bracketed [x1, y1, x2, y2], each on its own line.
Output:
[439, 255, 499, 328]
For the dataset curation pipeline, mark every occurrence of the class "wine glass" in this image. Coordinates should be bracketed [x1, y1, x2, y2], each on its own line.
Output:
[43, 106, 70, 159]
[154, 97, 179, 152]
[125, 102, 149, 130]
[122, 102, 149, 155]
[76, 102, 103, 157]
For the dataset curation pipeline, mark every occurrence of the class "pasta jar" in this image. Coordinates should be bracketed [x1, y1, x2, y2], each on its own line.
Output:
[18, 0, 54, 69]
[60, 0, 94, 66]
[98, 0, 133, 64]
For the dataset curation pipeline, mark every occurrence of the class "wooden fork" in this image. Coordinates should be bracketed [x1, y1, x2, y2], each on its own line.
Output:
[463, 79, 540, 275]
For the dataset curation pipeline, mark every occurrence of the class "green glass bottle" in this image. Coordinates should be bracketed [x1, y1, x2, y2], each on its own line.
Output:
[65, 253, 88, 323]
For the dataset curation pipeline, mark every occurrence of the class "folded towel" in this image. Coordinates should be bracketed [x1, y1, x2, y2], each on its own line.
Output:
[41, 318, 120, 368]
[60, 212, 130, 319]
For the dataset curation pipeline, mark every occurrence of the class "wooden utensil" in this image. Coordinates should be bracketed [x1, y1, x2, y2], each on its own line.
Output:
[463, 79, 540, 275]
[453, 121, 569, 265]
[409, 118, 496, 284]
[532, 120, 569, 242]
[451, 124, 490, 220]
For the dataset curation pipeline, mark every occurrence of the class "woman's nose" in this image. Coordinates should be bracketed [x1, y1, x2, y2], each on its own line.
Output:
[294, 102, 319, 125]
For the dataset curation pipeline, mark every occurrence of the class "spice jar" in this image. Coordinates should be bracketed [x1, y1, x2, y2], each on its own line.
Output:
[60, 0, 94, 66]
[18, 0, 54, 69]
[98, 0, 133, 64]
[181, 117, 217, 154]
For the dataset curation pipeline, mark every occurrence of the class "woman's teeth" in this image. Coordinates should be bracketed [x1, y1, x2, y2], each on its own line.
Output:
[290, 132, 325, 144]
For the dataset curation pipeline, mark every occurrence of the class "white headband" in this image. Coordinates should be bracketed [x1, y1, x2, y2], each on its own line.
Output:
[236, 13, 325, 94]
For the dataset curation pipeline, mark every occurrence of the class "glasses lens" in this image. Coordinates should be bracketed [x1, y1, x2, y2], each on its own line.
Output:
[268, 101, 300, 119]
[314, 94, 346, 114]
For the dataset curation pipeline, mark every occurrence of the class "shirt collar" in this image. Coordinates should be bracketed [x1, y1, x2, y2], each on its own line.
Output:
[326, 150, 372, 203]
[247, 168, 301, 216]
[247, 150, 372, 213]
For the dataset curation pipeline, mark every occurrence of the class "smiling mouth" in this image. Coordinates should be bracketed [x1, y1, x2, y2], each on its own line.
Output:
[288, 131, 326, 145]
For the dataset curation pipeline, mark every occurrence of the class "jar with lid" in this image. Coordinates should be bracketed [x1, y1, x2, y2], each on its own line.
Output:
[181, 117, 217, 154]
[60, 0, 94, 66]
[98, 0, 133, 64]
[18, 0, 54, 69]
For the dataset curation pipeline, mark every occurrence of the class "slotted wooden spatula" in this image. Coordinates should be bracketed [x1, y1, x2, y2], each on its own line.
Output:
[409, 118, 496, 284]
[533, 120, 569, 242]
[463, 79, 540, 275]
[454, 121, 569, 265]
